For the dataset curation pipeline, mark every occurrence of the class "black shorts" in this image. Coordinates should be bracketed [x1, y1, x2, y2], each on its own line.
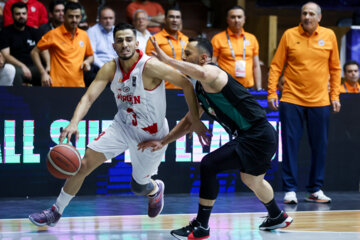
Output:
[222, 120, 277, 176]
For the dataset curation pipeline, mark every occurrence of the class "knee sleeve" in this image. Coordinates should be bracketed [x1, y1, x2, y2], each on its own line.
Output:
[130, 177, 154, 196]
[199, 155, 220, 200]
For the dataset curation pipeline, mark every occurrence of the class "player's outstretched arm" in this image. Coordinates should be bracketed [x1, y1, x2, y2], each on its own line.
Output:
[59, 61, 115, 144]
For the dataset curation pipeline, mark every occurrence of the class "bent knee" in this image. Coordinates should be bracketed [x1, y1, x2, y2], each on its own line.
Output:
[130, 178, 154, 195]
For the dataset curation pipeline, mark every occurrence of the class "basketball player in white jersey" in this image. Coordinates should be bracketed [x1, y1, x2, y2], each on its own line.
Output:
[29, 23, 210, 227]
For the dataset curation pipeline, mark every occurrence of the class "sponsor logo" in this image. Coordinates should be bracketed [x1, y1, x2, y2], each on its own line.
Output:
[318, 39, 325, 46]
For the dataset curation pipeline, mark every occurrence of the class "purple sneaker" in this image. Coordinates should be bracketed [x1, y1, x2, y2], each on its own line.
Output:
[148, 180, 164, 218]
[29, 205, 61, 227]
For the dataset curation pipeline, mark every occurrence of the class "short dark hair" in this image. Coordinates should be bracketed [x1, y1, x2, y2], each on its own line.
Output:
[165, 5, 181, 17]
[343, 60, 359, 72]
[189, 37, 213, 58]
[113, 23, 136, 39]
[49, 0, 65, 13]
[11, 2, 27, 15]
[64, 1, 81, 13]
[227, 5, 245, 16]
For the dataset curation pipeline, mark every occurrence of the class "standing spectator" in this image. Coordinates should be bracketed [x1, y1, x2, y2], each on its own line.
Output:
[145, 6, 188, 89]
[39, 0, 65, 35]
[0, 2, 41, 86]
[67, 0, 88, 30]
[267, 2, 341, 204]
[31, 2, 93, 87]
[340, 60, 360, 93]
[86, 6, 116, 86]
[211, 6, 262, 90]
[3, 0, 48, 28]
[133, 9, 151, 53]
[126, 0, 164, 34]
[0, 51, 16, 86]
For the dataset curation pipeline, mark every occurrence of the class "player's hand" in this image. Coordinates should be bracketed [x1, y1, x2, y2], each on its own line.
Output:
[59, 123, 79, 144]
[267, 98, 279, 111]
[41, 72, 52, 87]
[190, 120, 211, 147]
[137, 140, 164, 152]
[331, 100, 341, 113]
[150, 36, 170, 63]
[81, 61, 91, 71]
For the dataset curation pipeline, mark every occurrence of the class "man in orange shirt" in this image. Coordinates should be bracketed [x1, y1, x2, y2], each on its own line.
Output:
[267, 2, 341, 204]
[340, 60, 359, 93]
[146, 6, 188, 89]
[126, 0, 164, 34]
[31, 2, 93, 87]
[211, 5, 262, 90]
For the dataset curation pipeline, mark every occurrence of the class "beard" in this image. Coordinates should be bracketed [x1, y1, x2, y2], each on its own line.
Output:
[119, 50, 136, 60]
[14, 19, 26, 28]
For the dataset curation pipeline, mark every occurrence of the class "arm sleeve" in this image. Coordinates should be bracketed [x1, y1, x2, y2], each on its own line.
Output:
[267, 32, 288, 100]
[37, 32, 53, 51]
[328, 32, 341, 101]
[3, 2, 13, 27]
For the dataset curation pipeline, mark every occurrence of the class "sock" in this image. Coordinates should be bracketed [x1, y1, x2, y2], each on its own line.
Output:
[55, 188, 74, 214]
[148, 181, 159, 197]
[263, 198, 282, 218]
[196, 204, 213, 228]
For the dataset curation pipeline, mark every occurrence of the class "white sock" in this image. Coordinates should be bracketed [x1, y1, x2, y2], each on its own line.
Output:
[55, 188, 74, 214]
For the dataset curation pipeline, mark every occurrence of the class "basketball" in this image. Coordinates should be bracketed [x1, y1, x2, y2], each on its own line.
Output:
[46, 144, 81, 179]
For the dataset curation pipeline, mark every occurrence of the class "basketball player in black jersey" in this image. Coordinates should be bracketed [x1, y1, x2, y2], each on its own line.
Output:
[138, 37, 293, 239]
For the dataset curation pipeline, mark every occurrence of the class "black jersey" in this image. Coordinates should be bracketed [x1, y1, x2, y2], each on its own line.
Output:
[195, 64, 267, 136]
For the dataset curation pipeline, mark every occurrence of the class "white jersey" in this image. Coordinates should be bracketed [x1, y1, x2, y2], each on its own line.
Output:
[110, 51, 167, 135]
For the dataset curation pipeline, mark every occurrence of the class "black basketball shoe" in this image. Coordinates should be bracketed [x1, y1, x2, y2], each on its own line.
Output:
[171, 218, 210, 239]
[259, 211, 293, 231]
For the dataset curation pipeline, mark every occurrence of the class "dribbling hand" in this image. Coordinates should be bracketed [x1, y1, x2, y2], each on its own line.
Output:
[59, 123, 79, 144]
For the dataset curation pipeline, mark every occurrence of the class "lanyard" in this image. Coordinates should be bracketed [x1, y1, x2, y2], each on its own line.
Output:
[167, 38, 184, 59]
[226, 30, 246, 60]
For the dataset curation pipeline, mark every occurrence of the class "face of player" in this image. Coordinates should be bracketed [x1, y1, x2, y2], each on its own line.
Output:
[134, 11, 149, 33]
[52, 4, 65, 25]
[301, 3, 321, 34]
[227, 8, 245, 33]
[345, 64, 359, 83]
[64, 8, 81, 31]
[12, 7, 27, 28]
[183, 42, 201, 65]
[165, 10, 182, 33]
[100, 8, 115, 32]
[113, 29, 138, 60]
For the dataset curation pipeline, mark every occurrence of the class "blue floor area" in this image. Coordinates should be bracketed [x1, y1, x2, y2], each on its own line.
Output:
[1, 191, 359, 219]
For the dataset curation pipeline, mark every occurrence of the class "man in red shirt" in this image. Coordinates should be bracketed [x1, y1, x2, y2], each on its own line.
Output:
[3, 0, 48, 28]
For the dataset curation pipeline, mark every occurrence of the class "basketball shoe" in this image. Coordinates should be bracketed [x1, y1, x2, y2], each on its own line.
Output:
[29, 205, 61, 227]
[305, 190, 331, 203]
[284, 191, 298, 204]
[171, 219, 210, 240]
[148, 179, 164, 218]
[259, 211, 293, 231]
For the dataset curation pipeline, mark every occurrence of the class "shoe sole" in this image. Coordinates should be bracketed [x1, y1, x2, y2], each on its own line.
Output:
[148, 180, 165, 218]
[305, 198, 331, 203]
[171, 232, 210, 240]
[284, 200, 298, 204]
[259, 216, 293, 231]
[28, 215, 47, 227]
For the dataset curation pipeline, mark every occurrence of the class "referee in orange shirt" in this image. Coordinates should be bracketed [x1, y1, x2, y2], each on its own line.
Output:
[267, 2, 341, 204]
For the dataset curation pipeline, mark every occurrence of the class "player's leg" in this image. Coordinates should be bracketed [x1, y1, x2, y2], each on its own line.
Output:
[29, 121, 127, 227]
[171, 141, 241, 239]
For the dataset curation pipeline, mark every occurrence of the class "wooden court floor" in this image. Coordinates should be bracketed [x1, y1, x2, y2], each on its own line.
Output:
[0, 192, 359, 240]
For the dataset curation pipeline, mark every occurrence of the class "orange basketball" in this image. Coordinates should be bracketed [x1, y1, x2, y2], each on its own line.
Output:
[46, 144, 81, 179]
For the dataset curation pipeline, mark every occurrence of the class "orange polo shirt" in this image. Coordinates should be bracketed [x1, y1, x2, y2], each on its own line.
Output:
[211, 28, 259, 88]
[37, 24, 93, 87]
[268, 24, 341, 106]
[146, 29, 188, 89]
[340, 81, 360, 93]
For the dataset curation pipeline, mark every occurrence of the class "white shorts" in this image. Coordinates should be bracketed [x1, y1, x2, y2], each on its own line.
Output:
[88, 119, 169, 185]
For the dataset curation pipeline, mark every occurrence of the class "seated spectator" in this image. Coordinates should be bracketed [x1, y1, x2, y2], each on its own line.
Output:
[31, 1, 93, 87]
[85, 6, 116, 86]
[67, 0, 88, 30]
[0, 2, 41, 86]
[126, 0, 164, 34]
[133, 9, 151, 53]
[3, 0, 48, 28]
[0, 51, 16, 86]
[340, 60, 360, 93]
[145, 6, 188, 89]
[39, 0, 65, 35]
